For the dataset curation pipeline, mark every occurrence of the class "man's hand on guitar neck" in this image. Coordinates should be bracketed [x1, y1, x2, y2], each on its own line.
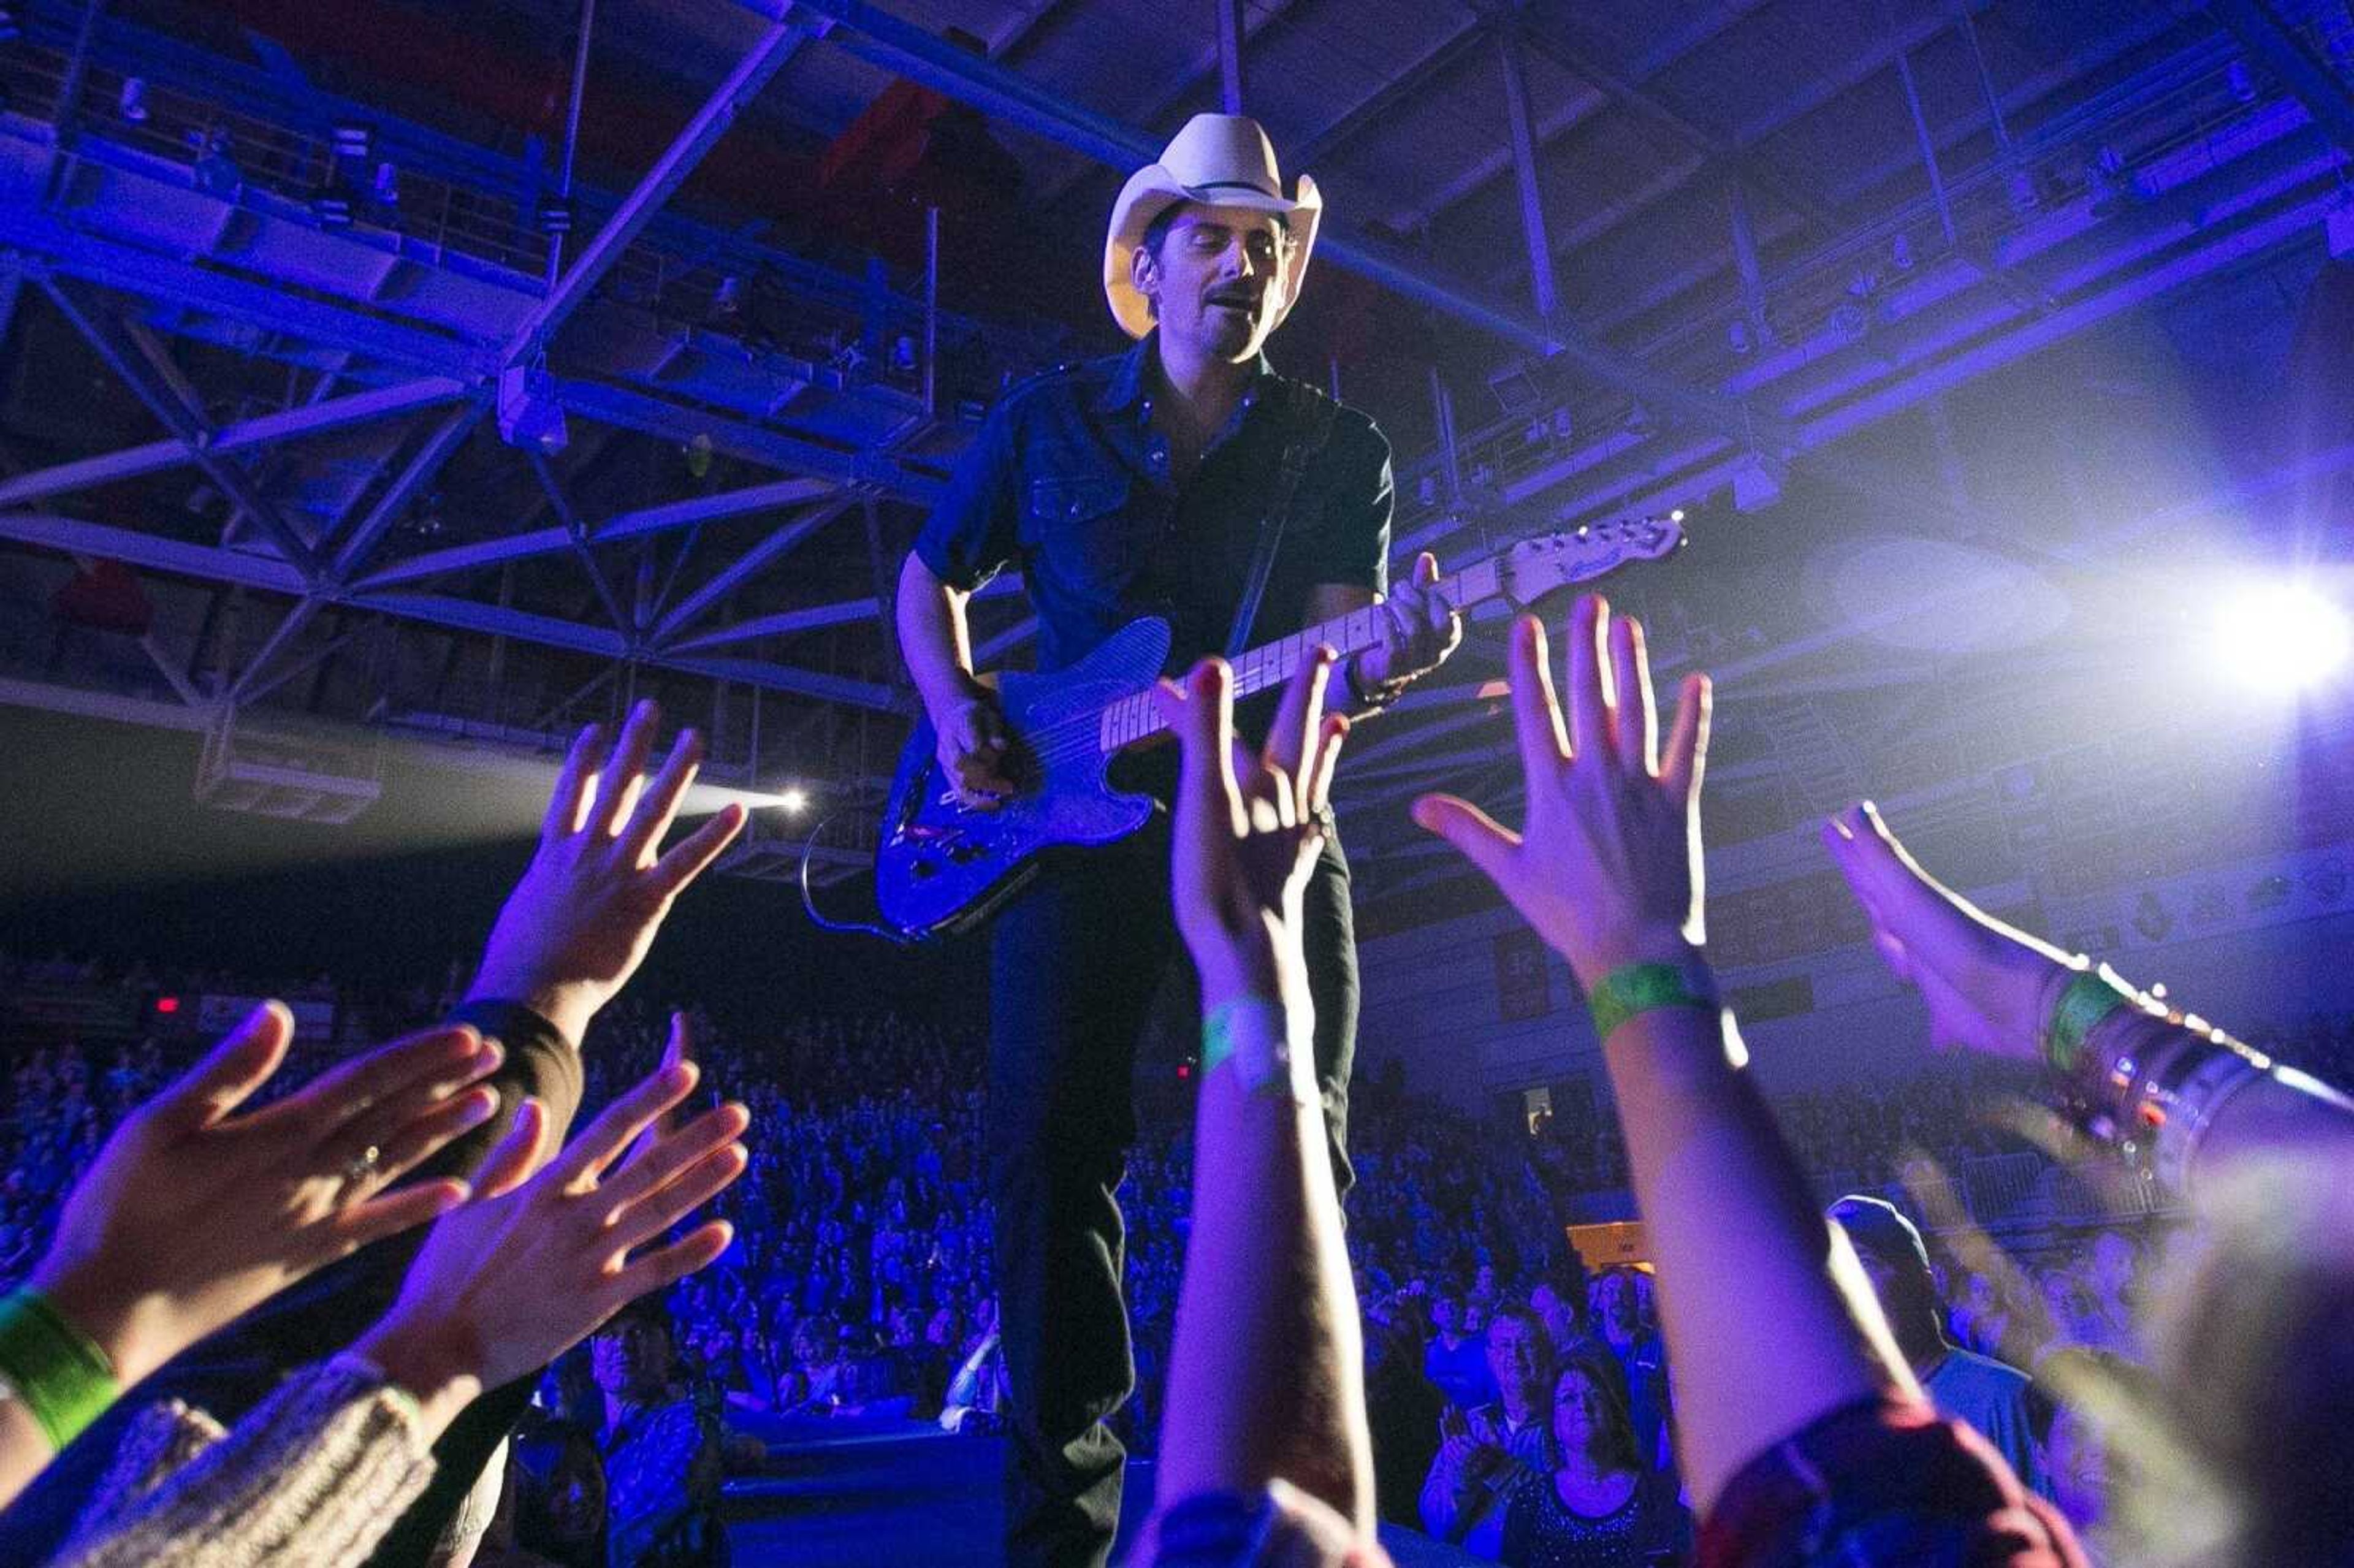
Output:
[1331, 552, 1464, 709]
[935, 682, 1019, 811]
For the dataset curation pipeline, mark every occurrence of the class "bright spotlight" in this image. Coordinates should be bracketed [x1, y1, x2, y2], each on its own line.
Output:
[779, 787, 809, 816]
[2215, 582, 2351, 690]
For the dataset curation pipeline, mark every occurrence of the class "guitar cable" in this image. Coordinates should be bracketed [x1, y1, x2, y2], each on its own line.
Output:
[796, 809, 920, 946]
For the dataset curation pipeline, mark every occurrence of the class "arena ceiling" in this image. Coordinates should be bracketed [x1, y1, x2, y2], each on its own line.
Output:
[0, 0, 2348, 918]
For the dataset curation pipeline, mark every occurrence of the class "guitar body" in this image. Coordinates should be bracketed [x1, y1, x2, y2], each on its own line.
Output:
[875, 617, 1173, 939]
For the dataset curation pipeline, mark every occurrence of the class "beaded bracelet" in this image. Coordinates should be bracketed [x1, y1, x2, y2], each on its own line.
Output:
[0, 1288, 119, 1452]
[1587, 963, 1717, 1044]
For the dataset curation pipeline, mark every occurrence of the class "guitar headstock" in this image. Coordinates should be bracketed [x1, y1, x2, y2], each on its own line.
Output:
[1498, 510, 1685, 609]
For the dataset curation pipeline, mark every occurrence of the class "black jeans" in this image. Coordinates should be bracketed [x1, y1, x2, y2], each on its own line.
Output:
[988, 823, 1359, 1568]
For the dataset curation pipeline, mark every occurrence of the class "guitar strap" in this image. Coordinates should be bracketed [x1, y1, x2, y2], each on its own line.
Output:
[1223, 389, 1339, 661]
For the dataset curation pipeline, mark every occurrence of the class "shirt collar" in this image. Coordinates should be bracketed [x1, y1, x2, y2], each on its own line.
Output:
[1093, 329, 1278, 417]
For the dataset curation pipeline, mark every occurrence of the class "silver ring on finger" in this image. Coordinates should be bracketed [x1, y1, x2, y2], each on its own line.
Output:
[340, 1143, 382, 1190]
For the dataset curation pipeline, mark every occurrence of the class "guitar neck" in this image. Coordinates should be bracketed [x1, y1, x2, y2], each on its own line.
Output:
[1097, 556, 1506, 753]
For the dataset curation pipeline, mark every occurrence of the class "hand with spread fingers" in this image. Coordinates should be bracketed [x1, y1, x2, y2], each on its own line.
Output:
[1411, 595, 1710, 985]
[470, 700, 747, 1045]
[29, 1002, 505, 1390]
[354, 1013, 749, 1429]
[1151, 648, 1350, 1011]
[1822, 801, 2073, 1062]
[1351, 550, 1463, 700]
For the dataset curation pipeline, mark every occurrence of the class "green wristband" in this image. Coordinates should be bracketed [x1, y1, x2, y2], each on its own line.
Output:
[2044, 970, 2131, 1077]
[1587, 963, 1716, 1043]
[0, 1289, 120, 1452]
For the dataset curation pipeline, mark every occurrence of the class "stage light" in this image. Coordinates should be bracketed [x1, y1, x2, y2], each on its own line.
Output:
[779, 786, 809, 815]
[154, 995, 180, 1015]
[118, 77, 149, 123]
[332, 120, 373, 161]
[2215, 582, 2350, 690]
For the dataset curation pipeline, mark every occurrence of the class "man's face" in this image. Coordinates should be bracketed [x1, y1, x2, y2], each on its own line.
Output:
[1599, 1274, 1639, 1333]
[1487, 1316, 1545, 1391]
[1133, 207, 1289, 363]
[591, 1314, 674, 1401]
[1431, 1296, 1458, 1333]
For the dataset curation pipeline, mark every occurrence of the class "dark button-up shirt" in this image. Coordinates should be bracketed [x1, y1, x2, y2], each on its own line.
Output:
[913, 332, 1394, 676]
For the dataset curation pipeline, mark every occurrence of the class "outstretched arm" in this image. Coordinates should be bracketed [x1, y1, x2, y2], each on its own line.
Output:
[1822, 799, 2354, 1192]
[1412, 597, 1903, 1512]
[1152, 649, 1379, 1545]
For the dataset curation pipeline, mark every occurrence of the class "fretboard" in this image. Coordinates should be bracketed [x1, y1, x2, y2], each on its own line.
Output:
[1096, 556, 1505, 753]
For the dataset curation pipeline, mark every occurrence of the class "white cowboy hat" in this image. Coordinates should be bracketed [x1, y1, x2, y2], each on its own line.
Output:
[1103, 113, 1323, 341]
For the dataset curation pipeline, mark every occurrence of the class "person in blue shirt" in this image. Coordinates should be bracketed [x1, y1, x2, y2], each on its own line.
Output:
[893, 112, 1463, 1568]
[1829, 1194, 2051, 1498]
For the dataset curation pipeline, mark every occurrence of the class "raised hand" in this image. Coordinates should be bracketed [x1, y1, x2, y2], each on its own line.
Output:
[1354, 551, 1463, 696]
[1821, 801, 2072, 1062]
[1411, 595, 1710, 984]
[1151, 649, 1349, 1010]
[31, 1003, 503, 1388]
[354, 1017, 749, 1426]
[470, 701, 747, 1043]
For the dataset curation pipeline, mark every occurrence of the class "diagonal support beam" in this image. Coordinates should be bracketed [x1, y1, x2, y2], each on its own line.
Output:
[0, 379, 472, 509]
[528, 450, 640, 637]
[552, 379, 940, 500]
[0, 509, 901, 712]
[350, 476, 839, 591]
[329, 404, 486, 582]
[39, 280, 322, 576]
[502, 13, 819, 370]
[651, 497, 858, 645]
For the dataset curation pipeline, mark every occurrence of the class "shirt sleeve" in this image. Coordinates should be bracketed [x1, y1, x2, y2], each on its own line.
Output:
[53, 1361, 436, 1568]
[913, 395, 1023, 592]
[1697, 1396, 2088, 1568]
[1298, 411, 1392, 598]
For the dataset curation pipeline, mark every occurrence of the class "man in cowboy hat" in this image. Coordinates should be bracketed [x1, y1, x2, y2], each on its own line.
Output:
[896, 112, 1460, 1567]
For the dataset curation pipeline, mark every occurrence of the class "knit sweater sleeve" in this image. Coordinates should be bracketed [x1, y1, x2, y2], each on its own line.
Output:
[52, 1359, 438, 1568]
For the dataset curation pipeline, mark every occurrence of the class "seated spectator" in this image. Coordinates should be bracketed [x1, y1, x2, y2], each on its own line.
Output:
[478, 1414, 606, 1568]
[1829, 1195, 2047, 1496]
[1590, 1268, 1670, 1473]
[1498, 1350, 1691, 1567]
[1529, 1262, 1598, 1368]
[1362, 1295, 1443, 1530]
[589, 1295, 725, 1567]
[1425, 1293, 1498, 1411]
[1419, 1304, 1558, 1556]
[1414, 598, 2082, 1563]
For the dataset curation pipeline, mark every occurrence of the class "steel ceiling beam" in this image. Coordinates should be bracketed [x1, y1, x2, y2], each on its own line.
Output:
[528, 451, 639, 637]
[37, 280, 323, 576]
[1292, 19, 1490, 167]
[0, 378, 472, 509]
[650, 497, 859, 645]
[2209, 0, 2354, 157]
[329, 406, 487, 581]
[1512, 20, 1841, 234]
[0, 509, 901, 711]
[503, 12, 821, 371]
[350, 475, 839, 590]
[550, 379, 940, 500]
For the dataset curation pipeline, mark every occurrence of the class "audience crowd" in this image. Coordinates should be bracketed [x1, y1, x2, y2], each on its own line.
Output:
[0, 612, 2346, 1568]
[8, 949, 2328, 1565]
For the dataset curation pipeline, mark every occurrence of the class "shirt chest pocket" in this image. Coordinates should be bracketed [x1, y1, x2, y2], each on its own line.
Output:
[1023, 473, 1139, 580]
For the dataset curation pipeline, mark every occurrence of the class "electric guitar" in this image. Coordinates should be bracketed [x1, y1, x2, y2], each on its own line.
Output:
[874, 512, 1685, 938]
